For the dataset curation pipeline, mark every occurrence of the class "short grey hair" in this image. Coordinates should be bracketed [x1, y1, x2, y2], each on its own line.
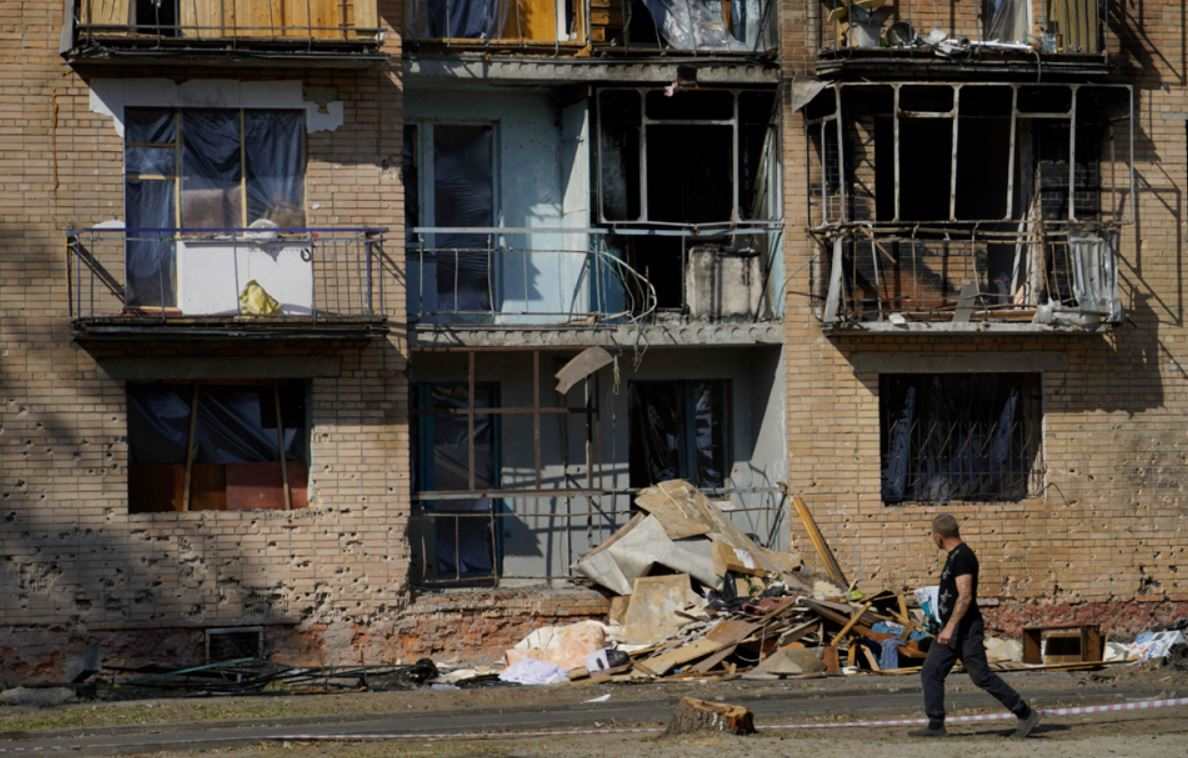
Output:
[931, 513, 960, 539]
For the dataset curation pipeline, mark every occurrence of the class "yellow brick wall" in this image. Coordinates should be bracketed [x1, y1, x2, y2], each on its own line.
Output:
[0, 1, 417, 673]
[781, 0, 1188, 619]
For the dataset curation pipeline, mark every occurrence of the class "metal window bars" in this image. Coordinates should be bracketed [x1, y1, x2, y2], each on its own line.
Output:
[65, 227, 386, 324]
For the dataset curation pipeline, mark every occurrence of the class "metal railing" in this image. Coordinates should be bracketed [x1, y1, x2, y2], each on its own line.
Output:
[72, 1, 382, 48]
[814, 223, 1120, 327]
[66, 227, 386, 324]
[817, 0, 1105, 54]
[410, 485, 787, 586]
[408, 226, 781, 325]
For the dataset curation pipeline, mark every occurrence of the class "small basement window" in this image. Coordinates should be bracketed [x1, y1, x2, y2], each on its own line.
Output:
[880, 373, 1042, 504]
[127, 380, 310, 513]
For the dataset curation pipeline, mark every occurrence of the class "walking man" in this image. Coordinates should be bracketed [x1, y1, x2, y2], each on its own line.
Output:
[910, 513, 1040, 738]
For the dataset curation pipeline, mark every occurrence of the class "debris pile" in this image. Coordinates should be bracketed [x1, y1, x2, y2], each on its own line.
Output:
[500, 480, 939, 683]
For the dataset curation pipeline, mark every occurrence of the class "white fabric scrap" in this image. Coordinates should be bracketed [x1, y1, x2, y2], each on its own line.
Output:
[499, 657, 569, 686]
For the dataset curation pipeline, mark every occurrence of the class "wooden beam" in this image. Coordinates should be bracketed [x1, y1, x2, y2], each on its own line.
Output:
[274, 382, 292, 511]
[792, 495, 849, 589]
[834, 601, 873, 643]
[181, 385, 200, 512]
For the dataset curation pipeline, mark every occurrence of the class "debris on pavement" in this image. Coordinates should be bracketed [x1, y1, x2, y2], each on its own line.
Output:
[665, 696, 755, 735]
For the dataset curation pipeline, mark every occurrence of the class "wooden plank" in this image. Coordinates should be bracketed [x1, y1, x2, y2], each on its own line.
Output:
[792, 496, 849, 589]
[85, 0, 130, 26]
[233, 0, 282, 38]
[689, 644, 737, 674]
[834, 601, 873, 643]
[636, 637, 722, 677]
[860, 644, 881, 672]
[353, 0, 379, 33]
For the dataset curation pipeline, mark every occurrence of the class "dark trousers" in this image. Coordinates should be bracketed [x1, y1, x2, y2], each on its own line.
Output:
[921, 617, 1029, 727]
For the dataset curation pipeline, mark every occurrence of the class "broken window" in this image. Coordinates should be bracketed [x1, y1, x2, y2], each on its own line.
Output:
[625, 0, 773, 50]
[405, 122, 496, 316]
[412, 382, 502, 582]
[596, 88, 777, 224]
[879, 373, 1041, 504]
[123, 107, 306, 307]
[127, 381, 310, 513]
[136, 0, 179, 35]
[629, 380, 729, 489]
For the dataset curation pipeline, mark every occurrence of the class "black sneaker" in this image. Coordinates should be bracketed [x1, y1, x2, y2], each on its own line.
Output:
[1013, 709, 1040, 738]
[908, 724, 947, 737]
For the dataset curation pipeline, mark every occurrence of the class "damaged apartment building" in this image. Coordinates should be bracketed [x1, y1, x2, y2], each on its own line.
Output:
[1, 0, 786, 674]
[0, 0, 1184, 676]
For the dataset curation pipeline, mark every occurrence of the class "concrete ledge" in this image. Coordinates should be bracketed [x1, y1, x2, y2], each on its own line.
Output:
[411, 321, 783, 349]
[850, 351, 1068, 374]
[405, 55, 780, 85]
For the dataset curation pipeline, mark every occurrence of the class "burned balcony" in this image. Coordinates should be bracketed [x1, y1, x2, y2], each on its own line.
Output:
[407, 226, 782, 344]
[804, 82, 1133, 332]
[64, 1, 384, 67]
[67, 227, 388, 341]
[816, 0, 1107, 79]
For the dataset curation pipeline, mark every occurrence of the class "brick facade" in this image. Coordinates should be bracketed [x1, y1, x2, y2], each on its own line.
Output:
[0, 0, 1184, 681]
[781, 0, 1188, 628]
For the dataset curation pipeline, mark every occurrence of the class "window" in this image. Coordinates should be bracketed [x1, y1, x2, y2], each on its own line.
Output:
[127, 381, 310, 513]
[596, 88, 778, 224]
[629, 380, 729, 489]
[405, 122, 497, 316]
[879, 373, 1042, 504]
[136, 0, 179, 35]
[411, 382, 502, 583]
[123, 108, 306, 307]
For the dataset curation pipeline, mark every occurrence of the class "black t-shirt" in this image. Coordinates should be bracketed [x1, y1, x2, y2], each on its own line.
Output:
[937, 542, 982, 631]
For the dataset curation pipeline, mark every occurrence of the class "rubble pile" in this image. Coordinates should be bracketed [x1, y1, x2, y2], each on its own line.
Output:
[507, 480, 939, 683]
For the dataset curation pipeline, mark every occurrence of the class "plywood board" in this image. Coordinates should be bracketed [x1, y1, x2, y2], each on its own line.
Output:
[353, 0, 379, 31]
[621, 575, 700, 645]
[85, 0, 130, 26]
[234, 0, 283, 37]
[286, 0, 346, 40]
[636, 637, 722, 676]
[502, 0, 558, 40]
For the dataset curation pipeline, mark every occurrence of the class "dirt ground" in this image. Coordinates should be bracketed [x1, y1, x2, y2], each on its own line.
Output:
[140, 712, 1188, 758]
[1, 665, 1185, 755]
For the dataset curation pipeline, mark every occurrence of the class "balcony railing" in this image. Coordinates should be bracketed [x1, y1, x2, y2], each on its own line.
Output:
[66, 227, 387, 335]
[66, 0, 383, 63]
[814, 223, 1121, 330]
[817, 0, 1105, 65]
[407, 226, 781, 326]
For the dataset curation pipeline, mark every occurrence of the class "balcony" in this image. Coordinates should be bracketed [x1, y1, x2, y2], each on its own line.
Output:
[63, 1, 385, 68]
[66, 227, 388, 342]
[403, 0, 777, 62]
[816, 0, 1107, 80]
[407, 226, 783, 347]
[815, 223, 1121, 332]
[802, 81, 1133, 333]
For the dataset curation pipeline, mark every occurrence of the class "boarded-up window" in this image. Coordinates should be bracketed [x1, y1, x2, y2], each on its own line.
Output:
[127, 380, 310, 513]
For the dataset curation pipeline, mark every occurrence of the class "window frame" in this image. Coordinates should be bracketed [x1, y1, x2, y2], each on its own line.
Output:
[123, 106, 308, 232]
[628, 378, 732, 490]
[126, 379, 312, 514]
[594, 87, 781, 225]
[878, 372, 1044, 505]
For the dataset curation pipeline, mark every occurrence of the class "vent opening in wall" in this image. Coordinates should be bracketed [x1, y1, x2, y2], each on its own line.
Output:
[206, 627, 265, 662]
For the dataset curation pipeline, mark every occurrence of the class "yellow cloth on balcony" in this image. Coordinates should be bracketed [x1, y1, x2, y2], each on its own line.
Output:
[239, 280, 281, 316]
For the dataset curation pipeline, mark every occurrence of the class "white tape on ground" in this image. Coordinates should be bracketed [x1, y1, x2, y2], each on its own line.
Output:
[258, 696, 1188, 742]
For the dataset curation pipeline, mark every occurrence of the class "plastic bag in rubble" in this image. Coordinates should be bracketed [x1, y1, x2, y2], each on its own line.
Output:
[913, 586, 941, 624]
[1131, 630, 1186, 661]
